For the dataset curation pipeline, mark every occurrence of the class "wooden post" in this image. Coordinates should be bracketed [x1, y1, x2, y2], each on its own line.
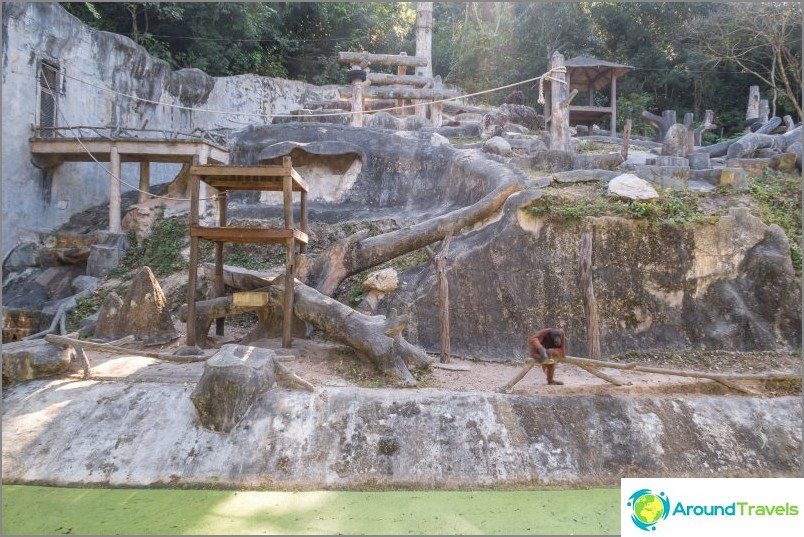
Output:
[396, 53, 407, 116]
[415, 2, 433, 121]
[197, 147, 209, 216]
[425, 234, 452, 363]
[282, 155, 294, 349]
[185, 156, 202, 349]
[299, 190, 308, 254]
[621, 119, 632, 160]
[746, 85, 760, 131]
[430, 75, 443, 127]
[579, 230, 600, 360]
[109, 145, 122, 233]
[214, 191, 227, 336]
[549, 51, 570, 152]
[350, 74, 364, 128]
[415, 2, 433, 78]
[588, 84, 594, 106]
[138, 160, 150, 204]
[610, 75, 617, 137]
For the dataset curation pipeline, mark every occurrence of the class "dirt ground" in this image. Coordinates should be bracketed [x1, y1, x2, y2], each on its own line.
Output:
[74, 316, 801, 399]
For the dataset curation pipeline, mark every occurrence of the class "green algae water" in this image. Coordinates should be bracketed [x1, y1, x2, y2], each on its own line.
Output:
[2, 485, 620, 535]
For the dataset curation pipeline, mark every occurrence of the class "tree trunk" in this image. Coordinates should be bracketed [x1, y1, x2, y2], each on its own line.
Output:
[425, 234, 452, 363]
[184, 281, 433, 386]
[641, 109, 677, 142]
[746, 85, 760, 128]
[693, 110, 716, 146]
[579, 231, 600, 360]
[549, 51, 570, 152]
[299, 180, 523, 296]
[726, 133, 785, 158]
[620, 119, 632, 160]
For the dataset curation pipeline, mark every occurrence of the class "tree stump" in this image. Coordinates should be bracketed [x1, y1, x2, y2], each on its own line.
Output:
[190, 344, 277, 433]
[641, 110, 677, 143]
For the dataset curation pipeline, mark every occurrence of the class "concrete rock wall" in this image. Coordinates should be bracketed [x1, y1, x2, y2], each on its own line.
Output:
[382, 195, 801, 360]
[1, 3, 338, 255]
[2, 378, 799, 488]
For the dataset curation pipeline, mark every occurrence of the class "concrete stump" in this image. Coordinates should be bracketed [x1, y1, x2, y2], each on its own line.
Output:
[2, 339, 75, 384]
[190, 344, 277, 433]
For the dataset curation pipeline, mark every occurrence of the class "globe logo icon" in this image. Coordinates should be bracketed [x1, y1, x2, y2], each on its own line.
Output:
[627, 489, 670, 531]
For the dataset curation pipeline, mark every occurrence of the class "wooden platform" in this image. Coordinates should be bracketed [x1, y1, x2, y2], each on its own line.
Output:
[30, 138, 229, 165]
[186, 156, 308, 350]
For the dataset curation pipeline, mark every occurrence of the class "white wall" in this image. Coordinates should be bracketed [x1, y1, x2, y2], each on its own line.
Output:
[1, 2, 339, 256]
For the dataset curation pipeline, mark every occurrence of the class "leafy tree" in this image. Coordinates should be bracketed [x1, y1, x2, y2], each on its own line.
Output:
[685, 2, 802, 120]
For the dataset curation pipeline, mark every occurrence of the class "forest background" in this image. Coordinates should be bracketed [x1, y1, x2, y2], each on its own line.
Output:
[62, 1, 802, 140]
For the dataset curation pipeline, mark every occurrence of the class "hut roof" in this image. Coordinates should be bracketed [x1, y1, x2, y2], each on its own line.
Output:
[565, 56, 634, 92]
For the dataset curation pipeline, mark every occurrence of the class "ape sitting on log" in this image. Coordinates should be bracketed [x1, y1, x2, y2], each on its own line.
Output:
[527, 328, 566, 385]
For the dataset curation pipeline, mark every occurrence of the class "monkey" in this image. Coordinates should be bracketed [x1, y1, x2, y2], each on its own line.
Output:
[527, 328, 566, 385]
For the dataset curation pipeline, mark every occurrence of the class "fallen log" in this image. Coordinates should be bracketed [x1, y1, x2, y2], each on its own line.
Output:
[183, 279, 432, 386]
[338, 51, 429, 68]
[44, 334, 211, 364]
[726, 132, 785, 159]
[300, 179, 526, 296]
[641, 109, 677, 142]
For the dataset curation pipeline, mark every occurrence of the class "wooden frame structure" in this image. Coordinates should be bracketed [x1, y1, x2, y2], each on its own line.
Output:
[337, 51, 459, 128]
[544, 56, 633, 137]
[185, 156, 308, 349]
[29, 137, 229, 233]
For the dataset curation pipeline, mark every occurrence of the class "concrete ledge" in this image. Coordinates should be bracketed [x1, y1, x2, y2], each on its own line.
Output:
[2, 379, 799, 489]
[634, 165, 691, 190]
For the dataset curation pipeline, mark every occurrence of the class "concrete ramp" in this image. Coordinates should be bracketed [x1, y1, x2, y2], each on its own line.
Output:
[2, 377, 799, 489]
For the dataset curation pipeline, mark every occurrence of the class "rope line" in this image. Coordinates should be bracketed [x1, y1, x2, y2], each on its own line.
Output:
[39, 72, 216, 203]
[40, 62, 567, 119]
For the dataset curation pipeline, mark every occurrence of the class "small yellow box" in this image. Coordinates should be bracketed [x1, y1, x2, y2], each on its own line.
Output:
[233, 292, 269, 307]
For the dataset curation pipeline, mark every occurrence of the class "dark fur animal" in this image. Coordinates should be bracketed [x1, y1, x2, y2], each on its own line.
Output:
[505, 90, 524, 105]
[527, 328, 566, 385]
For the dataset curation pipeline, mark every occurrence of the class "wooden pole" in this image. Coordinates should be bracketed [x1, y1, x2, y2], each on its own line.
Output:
[46, 334, 209, 363]
[415, 1, 433, 121]
[610, 75, 617, 137]
[185, 155, 201, 349]
[758, 99, 770, 123]
[197, 147, 209, 216]
[621, 119, 632, 160]
[282, 155, 294, 348]
[396, 52, 407, 115]
[299, 189, 308, 254]
[549, 51, 570, 152]
[109, 145, 122, 233]
[425, 234, 452, 363]
[579, 230, 601, 360]
[138, 160, 150, 204]
[350, 76, 364, 128]
[214, 191, 227, 337]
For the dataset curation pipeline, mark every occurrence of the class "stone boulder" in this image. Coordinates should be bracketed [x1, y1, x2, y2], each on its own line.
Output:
[360, 268, 399, 313]
[527, 150, 573, 173]
[93, 292, 124, 341]
[366, 111, 402, 131]
[94, 267, 177, 344]
[481, 112, 507, 139]
[2, 339, 74, 384]
[572, 152, 624, 171]
[3, 241, 44, 272]
[607, 174, 659, 200]
[499, 104, 544, 130]
[86, 233, 130, 278]
[483, 136, 513, 157]
[661, 123, 693, 157]
[770, 152, 798, 172]
[403, 115, 431, 131]
[190, 344, 277, 433]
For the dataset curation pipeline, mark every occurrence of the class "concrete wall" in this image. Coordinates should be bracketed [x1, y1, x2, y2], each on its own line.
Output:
[1, 2, 338, 256]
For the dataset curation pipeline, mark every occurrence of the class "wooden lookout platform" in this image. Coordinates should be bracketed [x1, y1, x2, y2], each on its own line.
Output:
[186, 156, 309, 350]
[545, 56, 633, 137]
[29, 135, 229, 233]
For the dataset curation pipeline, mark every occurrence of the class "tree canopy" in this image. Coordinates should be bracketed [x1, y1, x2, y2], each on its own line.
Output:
[61, 2, 802, 136]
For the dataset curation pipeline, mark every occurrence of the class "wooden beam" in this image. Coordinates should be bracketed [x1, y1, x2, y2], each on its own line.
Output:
[190, 227, 308, 244]
[214, 191, 228, 337]
[190, 165, 292, 177]
[340, 86, 460, 100]
[367, 72, 433, 87]
[29, 139, 229, 164]
[338, 51, 429, 67]
[610, 75, 617, 137]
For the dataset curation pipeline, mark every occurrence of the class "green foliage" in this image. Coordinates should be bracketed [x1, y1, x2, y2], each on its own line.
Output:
[112, 211, 188, 278]
[529, 189, 707, 225]
[748, 170, 803, 272]
[616, 91, 655, 137]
